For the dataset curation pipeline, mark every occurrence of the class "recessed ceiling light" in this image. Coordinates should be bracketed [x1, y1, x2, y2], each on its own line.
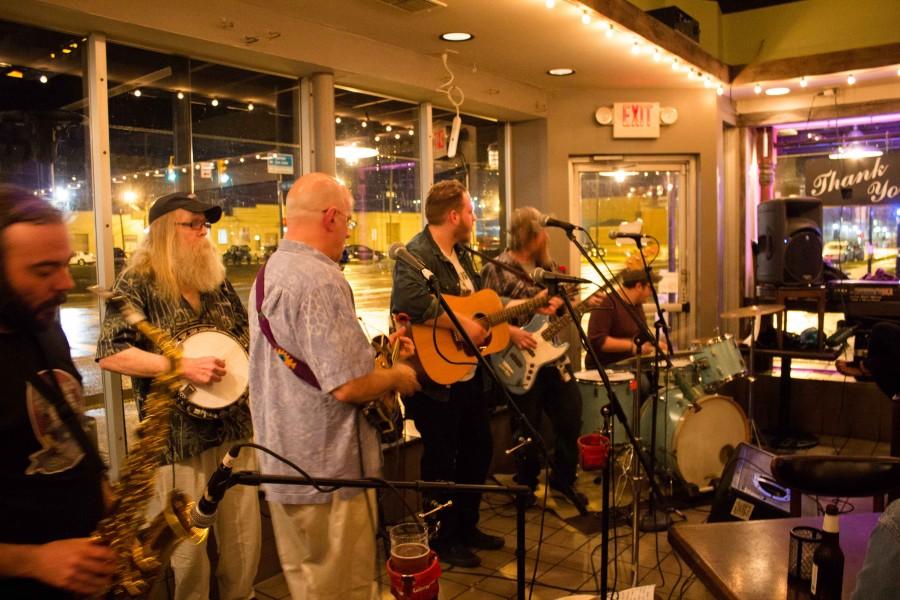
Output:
[547, 68, 575, 77]
[765, 87, 791, 96]
[440, 32, 473, 42]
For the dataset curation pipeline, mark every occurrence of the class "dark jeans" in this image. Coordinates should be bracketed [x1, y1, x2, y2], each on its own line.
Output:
[404, 372, 493, 546]
[508, 365, 583, 489]
[866, 321, 900, 397]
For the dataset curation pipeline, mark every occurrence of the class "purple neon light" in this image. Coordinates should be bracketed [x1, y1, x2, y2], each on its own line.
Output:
[773, 112, 900, 132]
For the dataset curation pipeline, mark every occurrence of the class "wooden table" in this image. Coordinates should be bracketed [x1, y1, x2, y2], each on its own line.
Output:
[668, 512, 880, 599]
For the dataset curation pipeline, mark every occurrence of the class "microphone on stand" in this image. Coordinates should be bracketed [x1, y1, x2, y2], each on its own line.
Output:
[190, 445, 242, 528]
[608, 231, 646, 242]
[388, 243, 435, 282]
[531, 267, 592, 286]
[540, 214, 582, 233]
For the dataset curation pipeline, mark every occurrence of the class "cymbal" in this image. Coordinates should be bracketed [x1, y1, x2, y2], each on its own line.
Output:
[720, 304, 785, 319]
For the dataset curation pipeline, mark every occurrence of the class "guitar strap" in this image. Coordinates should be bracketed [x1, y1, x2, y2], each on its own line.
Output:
[255, 262, 322, 390]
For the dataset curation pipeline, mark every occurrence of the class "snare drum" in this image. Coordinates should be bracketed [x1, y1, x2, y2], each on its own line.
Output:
[174, 325, 249, 420]
[575, 370, 636, 443]
[690, 335, 747, 390]
[639, 388, 749, 488]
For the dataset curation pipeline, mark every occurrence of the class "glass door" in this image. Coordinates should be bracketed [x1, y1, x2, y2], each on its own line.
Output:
[570, 158, 696, 349]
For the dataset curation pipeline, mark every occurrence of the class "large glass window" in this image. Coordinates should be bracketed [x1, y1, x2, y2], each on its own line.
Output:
[775, 118, 900, 278]
[335, 88, 420, 338]
[0, 20, 112, 452]
[432, 110, 504, 256]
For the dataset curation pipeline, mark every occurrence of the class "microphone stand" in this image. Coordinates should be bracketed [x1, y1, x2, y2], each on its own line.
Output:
[632, 237, 675, 533]
[214, 468, 531, 600]
[553, 277, 668, 599]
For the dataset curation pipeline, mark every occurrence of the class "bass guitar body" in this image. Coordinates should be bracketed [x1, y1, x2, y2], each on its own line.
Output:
[490, 315, 569, 395]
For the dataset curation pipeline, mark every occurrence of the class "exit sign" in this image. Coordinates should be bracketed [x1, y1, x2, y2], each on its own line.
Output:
[613, 102, 660, 139]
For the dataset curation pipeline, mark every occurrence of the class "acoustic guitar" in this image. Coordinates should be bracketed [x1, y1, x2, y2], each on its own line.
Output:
[410, 288, 549, 385]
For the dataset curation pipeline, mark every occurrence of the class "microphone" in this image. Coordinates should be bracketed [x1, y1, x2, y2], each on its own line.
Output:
[190, 445, 242, 528]
[531, 267, 592, 286]
[540, 214, 582, 233]
[388, 243, 435, 282]
[608, 231, 646, 242]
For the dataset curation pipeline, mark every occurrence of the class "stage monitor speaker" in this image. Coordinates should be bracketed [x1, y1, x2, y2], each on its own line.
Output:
[708, 442, 792, 522]
[757, 197, 824, 285]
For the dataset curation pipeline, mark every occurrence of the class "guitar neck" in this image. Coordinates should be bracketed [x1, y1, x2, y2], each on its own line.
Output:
[542, 292, 600, 339]
[485, 295, 548, 327]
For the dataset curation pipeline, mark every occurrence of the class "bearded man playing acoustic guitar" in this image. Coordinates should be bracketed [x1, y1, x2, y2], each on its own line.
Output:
[391, 180, 560, 568]
[96, 192, 260, 600]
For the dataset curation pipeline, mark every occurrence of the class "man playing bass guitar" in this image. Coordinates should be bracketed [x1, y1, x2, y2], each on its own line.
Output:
[481, 207, 596, 507]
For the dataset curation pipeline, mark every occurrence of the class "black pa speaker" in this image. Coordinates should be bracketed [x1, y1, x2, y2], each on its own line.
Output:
[757, 197, 823, 285]
[709, 443, 792, 522]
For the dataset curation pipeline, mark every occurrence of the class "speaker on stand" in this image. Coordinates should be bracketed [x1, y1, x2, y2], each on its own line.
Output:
[757, 197, 824, 286]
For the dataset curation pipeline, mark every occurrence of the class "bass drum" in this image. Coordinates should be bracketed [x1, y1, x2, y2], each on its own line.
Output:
[175, 325, 249, 420]
[639, 388, 749, 489]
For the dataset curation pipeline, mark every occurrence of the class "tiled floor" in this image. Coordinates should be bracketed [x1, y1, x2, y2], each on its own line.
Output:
[252, 436, 890, 600]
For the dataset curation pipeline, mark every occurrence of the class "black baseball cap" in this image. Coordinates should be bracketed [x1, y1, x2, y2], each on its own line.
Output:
[148, 192, 223, 225]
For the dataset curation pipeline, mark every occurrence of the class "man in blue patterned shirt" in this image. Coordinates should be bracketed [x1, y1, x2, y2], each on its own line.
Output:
[249, 173, 419, 599]
[96, 193, 260, 600]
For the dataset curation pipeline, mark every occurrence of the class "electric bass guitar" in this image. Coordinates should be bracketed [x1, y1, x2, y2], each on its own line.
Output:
[491, 290, 601, 395]
[410, 289, 549, 385]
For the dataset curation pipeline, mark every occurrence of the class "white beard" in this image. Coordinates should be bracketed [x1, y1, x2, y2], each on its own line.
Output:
[173, 237, 226, 293]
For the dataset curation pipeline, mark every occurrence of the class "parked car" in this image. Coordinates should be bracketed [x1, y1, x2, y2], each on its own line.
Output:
[823, 240, 864, 263]
[69, 251, 96, 266]
[344, 244, 384, 262]
[223, 244, 253, 265]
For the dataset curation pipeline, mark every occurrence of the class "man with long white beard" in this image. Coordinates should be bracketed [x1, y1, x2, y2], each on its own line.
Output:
[96, 193, 260, 600]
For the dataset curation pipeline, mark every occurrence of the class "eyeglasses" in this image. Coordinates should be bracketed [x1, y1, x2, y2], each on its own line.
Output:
[175, 221, 212, 231]
[324, 208, 357, 230]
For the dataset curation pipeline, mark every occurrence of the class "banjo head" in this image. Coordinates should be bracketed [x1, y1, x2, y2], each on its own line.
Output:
[177, 328, 249, 418]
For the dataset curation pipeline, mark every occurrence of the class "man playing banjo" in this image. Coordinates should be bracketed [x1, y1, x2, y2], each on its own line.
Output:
[96, 192, 261, 600]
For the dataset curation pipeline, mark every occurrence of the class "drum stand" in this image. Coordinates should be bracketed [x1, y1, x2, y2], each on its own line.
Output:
[746, 316, 762, 446]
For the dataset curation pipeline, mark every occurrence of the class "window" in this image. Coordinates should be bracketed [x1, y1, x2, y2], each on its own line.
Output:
[775, 119, 899, 278]
[335, 87, 420, 337]
[432, 110, 504, 256]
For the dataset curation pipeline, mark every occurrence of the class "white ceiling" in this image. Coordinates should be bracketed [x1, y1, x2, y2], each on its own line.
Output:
[242, 0, 721, 92]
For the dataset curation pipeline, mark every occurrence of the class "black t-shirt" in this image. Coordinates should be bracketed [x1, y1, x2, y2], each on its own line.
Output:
[0, 325, 105, 599]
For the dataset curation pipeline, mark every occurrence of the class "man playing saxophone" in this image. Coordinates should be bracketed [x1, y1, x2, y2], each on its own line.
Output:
[96, 192, 260, 600]
[0, 185, 115, 598]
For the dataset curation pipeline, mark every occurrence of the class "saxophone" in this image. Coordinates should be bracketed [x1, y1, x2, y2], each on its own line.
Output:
[91, 287, 207, 598]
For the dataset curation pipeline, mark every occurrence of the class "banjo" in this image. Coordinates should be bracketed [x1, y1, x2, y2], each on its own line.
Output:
[173, 324, 249, 420]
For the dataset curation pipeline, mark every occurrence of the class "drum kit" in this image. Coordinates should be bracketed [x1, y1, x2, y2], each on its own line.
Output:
[575, 303, 784, 492]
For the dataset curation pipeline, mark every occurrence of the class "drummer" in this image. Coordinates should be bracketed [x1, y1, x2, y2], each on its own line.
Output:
[585, 268, 667, 373]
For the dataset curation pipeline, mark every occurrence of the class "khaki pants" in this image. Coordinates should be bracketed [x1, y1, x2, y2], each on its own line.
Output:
[150, 440, 261, 600]
[269, 490, 377, 600]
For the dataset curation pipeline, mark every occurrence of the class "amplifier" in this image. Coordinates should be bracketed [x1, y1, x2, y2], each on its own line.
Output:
[709, 443, 792, 522]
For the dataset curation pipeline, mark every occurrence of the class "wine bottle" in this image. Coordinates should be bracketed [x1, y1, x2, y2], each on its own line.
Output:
[811, 504, 844, 600]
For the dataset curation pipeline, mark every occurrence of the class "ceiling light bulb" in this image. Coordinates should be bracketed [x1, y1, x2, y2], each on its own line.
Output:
[408, 129, 414, 136]
[374, 135, 381, 142]
[361, 120, 368, 128]
[177, 91, 184, 99]
[39, 74, 48, 84]
[703, 75, 711, 88]
[581, 10, 591, 25]
[687, 70, 696, 81]
[847, 73, 856, 85]
[133, 89, 141, 97]
[547, 68, 575, 76]
[239, 157, 245, 163]
[335, 117, 342, 124]
[652, 48, 661, 62]
[631, 42, 640, 55]
[545, 0, 555, 7]
[394, 133, 401, 140]
[440, 32, 473, 42]
[671, 59, 679, 72]
[754, 83, 762, 94]
[799, 76, 808, 88]
[897, 67, 900, 76]
[247, 103, 254, 111]
[716, 84, 724, 96]
[211, 98, 219, 106]
[605, 23, 615, 38]
[765, 87, 790, 96]
[385, 125, 392, 132]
